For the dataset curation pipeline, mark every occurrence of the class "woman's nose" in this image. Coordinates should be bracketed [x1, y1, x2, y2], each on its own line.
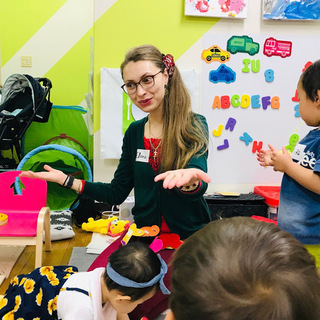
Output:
[136, 83, 146, 95]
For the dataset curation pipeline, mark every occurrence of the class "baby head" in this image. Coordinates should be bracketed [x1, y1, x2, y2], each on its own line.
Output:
[167, 217, 320, 320]
[102, 241, 169, 314]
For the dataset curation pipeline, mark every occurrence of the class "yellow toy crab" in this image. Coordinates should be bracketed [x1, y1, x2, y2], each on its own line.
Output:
[82, 216, 130, 236]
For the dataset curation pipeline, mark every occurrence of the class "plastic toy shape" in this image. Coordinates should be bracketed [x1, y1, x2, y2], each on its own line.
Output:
[209, 65, 236, 84]
[201, 45, 230, 63]
[82, 216, 118, 235]
[121, 223, 145, 245]
[217, 139, 229, 150]
[212, 124, 223, 137]
[108, 219, 131, 237]
[149, 237, 164, 253]
[227, 35, 259, 56]
[158, 233, 183, 250]
[141, 225, 160, 237]
[263, 37, 292, 58]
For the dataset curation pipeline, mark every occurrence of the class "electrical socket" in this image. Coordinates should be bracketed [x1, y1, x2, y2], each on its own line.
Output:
[21, 56, 32, 67]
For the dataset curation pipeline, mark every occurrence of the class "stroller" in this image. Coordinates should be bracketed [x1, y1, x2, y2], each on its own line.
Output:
[0, 74, 52, 169]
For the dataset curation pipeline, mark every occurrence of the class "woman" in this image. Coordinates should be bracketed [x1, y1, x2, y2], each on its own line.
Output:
[20, 44, 211, 239]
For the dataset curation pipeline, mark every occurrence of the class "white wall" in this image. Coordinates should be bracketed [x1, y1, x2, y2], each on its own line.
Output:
[94, 0, 320, 194]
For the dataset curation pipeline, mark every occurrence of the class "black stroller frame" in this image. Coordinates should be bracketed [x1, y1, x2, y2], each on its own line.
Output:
[0, 74, 52, 169]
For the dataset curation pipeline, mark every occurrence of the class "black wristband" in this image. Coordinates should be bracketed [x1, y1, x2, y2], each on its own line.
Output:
[62, 175, 69, 187]
[64, 175, 74, 189]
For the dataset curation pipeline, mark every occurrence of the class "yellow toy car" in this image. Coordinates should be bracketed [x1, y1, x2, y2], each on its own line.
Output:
[201, 45, 230, 63]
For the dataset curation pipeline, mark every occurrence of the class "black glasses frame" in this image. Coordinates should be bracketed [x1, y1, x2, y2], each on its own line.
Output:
[121, 70, 162, 94]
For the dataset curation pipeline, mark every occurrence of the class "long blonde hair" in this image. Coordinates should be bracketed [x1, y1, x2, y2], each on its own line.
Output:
[121, 44, 208, 172]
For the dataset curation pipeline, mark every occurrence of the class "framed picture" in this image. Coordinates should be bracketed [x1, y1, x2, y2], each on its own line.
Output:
[185, 0, 248, 19]
[263, 0, 320, 20]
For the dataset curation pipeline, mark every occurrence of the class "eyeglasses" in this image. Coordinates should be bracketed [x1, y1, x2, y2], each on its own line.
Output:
[121, 71, 162, 94]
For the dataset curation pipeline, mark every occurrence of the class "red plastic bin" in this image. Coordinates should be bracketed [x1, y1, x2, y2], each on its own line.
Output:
[253, 186, 280, 207]
[254, 186, 280, 221]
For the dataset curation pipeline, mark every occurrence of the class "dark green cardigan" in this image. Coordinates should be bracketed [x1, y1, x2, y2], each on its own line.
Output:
[82, 114, 211, 239]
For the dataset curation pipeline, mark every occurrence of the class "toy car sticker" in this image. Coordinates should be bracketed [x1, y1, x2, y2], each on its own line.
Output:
[227, 35, 260, 56]
[263, 37, 292, 58]
[201, 45, 231, 63]
[209, 65, 236, 84]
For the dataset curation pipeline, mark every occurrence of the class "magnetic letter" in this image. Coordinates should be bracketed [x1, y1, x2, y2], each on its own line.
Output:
[239, 132, 253, 146]
[251, 95, 261, 109]
[252, 141, 263, 153]
[242, 59, 251, 73]
[225, 117, 237, 132]
[264, 69, 274, 82]
[240, 95, 250, 108]
[217, 139, 229, 150]
[251, 59, 260, 73]
[212, 96, 221, 109]
[294, 104, 300, 117]
[261, 96, 271, 110]
[271, 96, 280, 109]
[231, 94, 240, 107]
[221, 95, 231, 109]
[212, 124, 223, 137]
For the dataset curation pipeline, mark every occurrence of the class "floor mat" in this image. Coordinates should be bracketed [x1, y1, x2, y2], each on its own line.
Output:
[0, 245, 25, 278]
[68, 247, 99, 272]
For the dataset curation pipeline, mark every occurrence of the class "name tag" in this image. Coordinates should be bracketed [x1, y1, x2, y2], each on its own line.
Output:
[291, 143, 306, 161]
[136, 149, 150, 163]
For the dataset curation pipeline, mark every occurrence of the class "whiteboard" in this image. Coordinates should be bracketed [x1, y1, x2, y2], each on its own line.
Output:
[202, 33, 314, 185]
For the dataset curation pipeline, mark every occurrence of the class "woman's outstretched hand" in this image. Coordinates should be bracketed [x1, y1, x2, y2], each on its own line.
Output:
[19, 164, 66, 185]
[154, 168, 211, 189]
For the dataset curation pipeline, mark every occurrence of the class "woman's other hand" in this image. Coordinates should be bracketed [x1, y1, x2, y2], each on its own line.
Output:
[19, 164, 67, 185]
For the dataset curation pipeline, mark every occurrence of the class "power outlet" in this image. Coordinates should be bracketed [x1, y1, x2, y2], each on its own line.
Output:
[21, 56, 32, 67]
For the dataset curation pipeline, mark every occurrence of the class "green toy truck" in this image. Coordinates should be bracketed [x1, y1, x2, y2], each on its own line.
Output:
[227, 35, 259, 56]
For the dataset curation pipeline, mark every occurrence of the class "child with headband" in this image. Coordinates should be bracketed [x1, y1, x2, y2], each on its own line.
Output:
[0, 242, 169, 320]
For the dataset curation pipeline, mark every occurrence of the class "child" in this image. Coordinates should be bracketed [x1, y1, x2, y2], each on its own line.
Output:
[166, 217, 320, 320]
[0, 242, 170, 320]
[257, 59, 320, 246]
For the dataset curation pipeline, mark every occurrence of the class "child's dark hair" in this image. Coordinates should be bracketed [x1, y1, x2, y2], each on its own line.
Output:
[170, 217, 320, 320]
[104, 242, 161, 301]
[301, 59, 320, 102]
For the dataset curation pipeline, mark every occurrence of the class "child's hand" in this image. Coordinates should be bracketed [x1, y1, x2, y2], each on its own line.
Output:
[269, 145, 293, 173]
[257, 147, 273, 167]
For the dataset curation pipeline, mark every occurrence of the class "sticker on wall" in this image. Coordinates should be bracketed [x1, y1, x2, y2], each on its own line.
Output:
[209, 65, 236, 84]
[263, 0, 320, 20]
[227, 35, 260, 55]
[185, 0, 248, 19]
[201, 45, 230, 63]
[263, 37, 292, 58]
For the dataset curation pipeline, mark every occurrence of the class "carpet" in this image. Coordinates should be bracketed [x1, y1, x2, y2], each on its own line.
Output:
[0, 245, 25, 279]
[68, 247, 99, 272]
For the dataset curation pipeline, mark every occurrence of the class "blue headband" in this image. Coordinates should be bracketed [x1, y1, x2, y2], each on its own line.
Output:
[106, 254, 170, 295]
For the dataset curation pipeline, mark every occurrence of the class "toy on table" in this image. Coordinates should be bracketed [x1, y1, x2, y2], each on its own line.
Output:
[121, 223, 145, 245]
[158, 233, 183, 250]
[121, 224, 161, 246]
[82, 217, 130, 236]
[0, 213, 8, 226]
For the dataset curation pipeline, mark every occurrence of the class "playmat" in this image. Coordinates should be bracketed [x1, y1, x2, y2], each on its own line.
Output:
[0, 245, 25, 279]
